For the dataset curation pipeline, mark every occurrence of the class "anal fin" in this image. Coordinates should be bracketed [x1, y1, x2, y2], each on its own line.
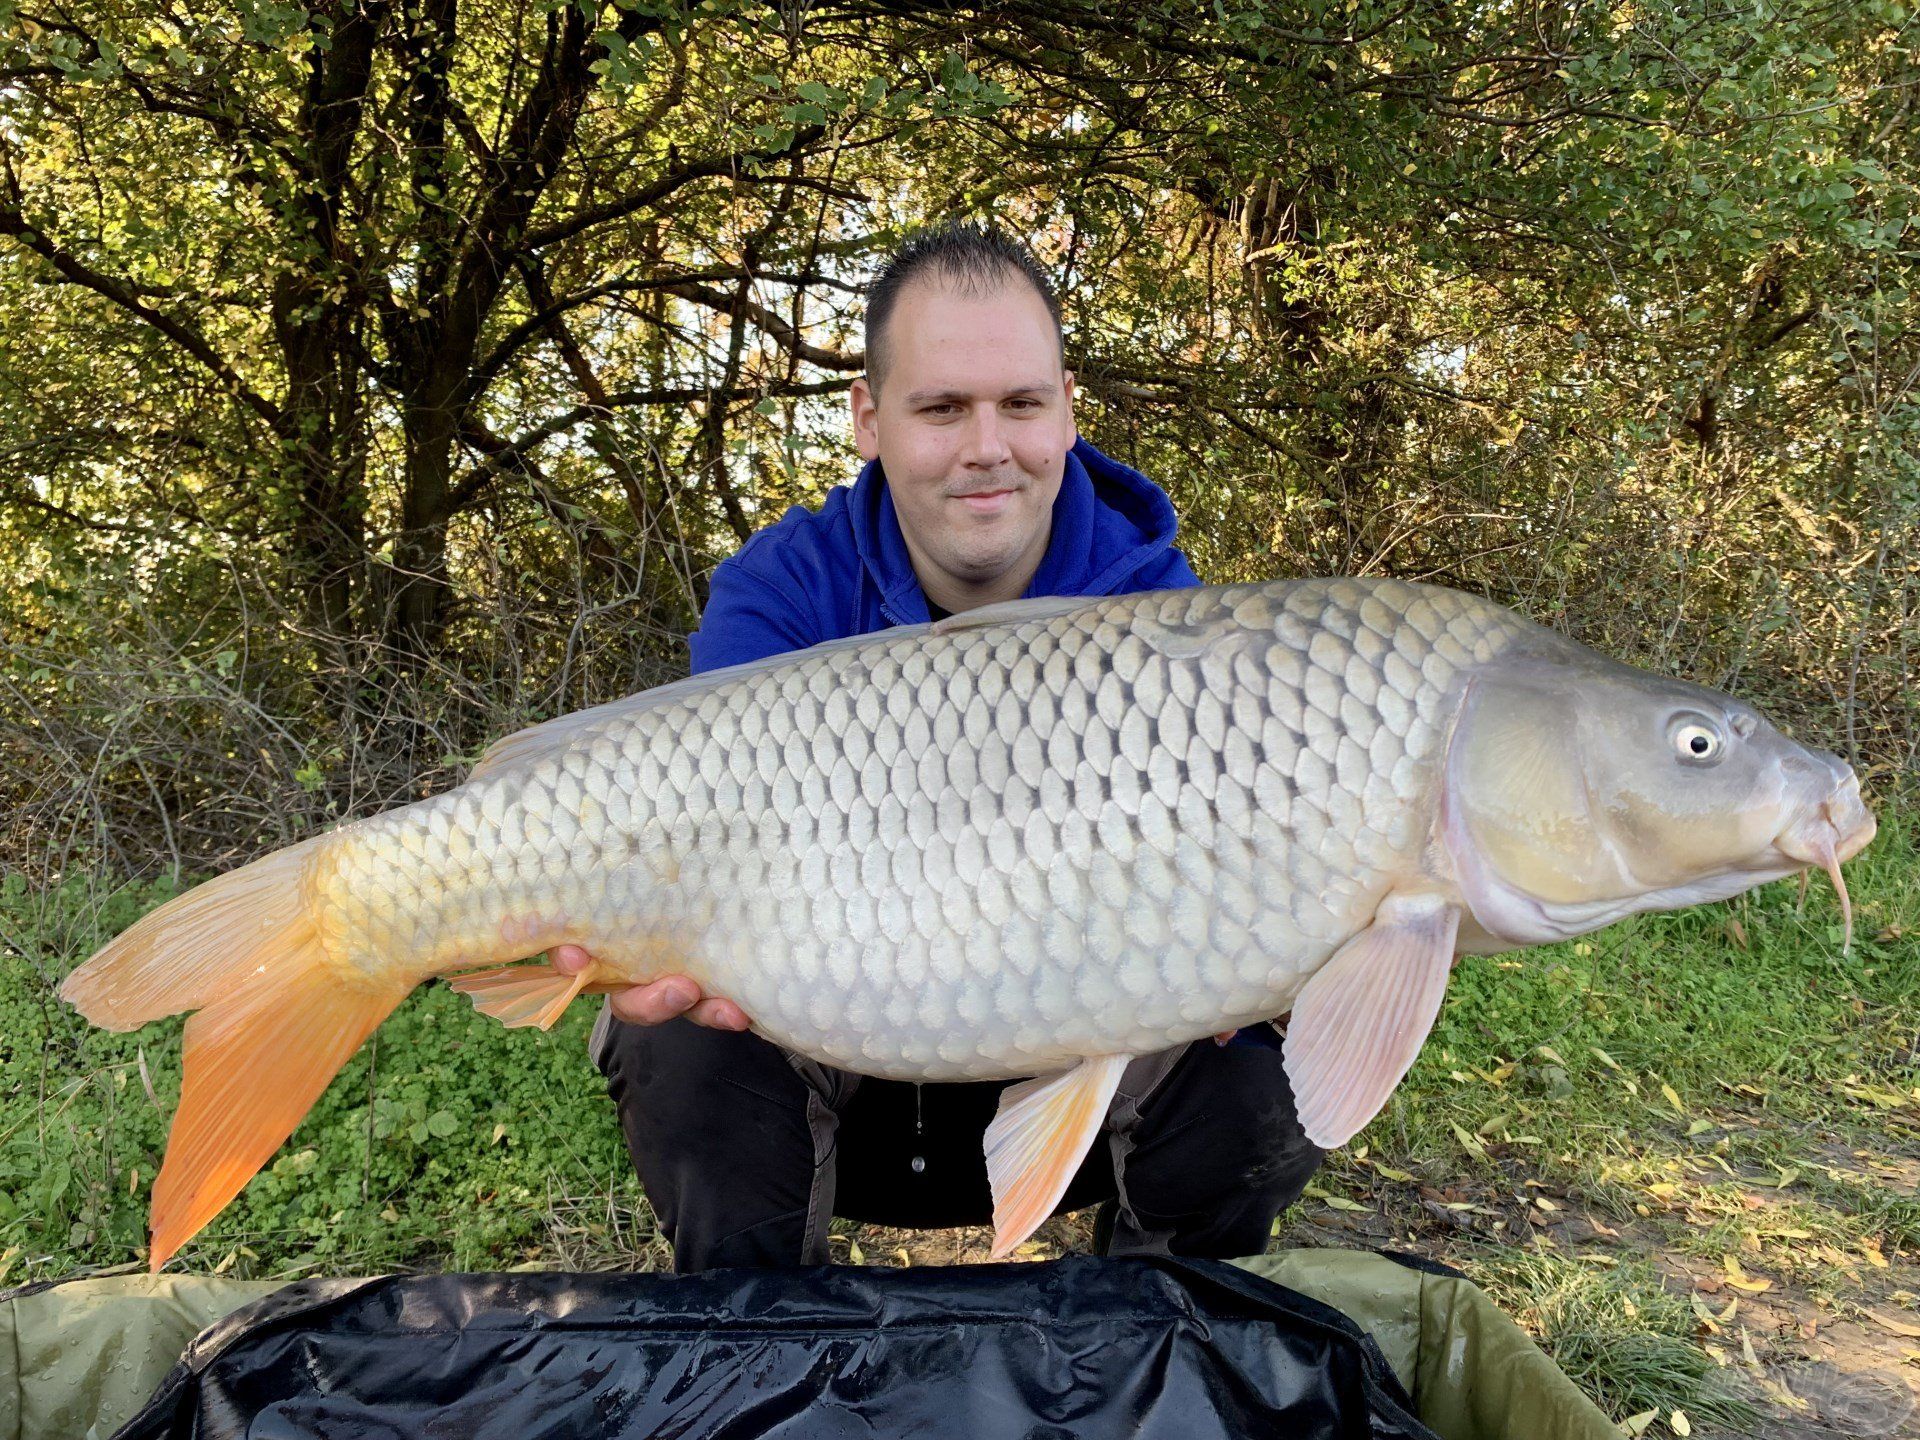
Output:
[447, 962, 620, 1030]
[983, 1054, 1130, 1259]
[1283, 893, 1460, 1149]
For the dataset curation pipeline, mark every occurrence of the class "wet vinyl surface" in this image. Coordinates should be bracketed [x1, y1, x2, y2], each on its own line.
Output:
[111, 1254, 1437, 1439]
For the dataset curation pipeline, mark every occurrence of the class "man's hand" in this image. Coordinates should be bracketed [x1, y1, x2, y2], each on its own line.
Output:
[549, 945, 752, 1031]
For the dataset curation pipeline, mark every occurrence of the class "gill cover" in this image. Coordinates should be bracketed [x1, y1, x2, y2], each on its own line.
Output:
[1443, 669, 1635, 916]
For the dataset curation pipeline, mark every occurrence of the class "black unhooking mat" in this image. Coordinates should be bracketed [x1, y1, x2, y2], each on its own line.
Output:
[110, 1254, 1439, 1439]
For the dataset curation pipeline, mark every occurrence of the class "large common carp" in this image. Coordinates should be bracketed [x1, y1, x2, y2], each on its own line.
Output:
[60, 579, 1875, 1271]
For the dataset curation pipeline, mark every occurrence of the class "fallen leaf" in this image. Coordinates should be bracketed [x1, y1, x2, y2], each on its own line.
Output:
[1690, 1293, 1721, 1331]
[1867, 1309, 1920, 1339]
[1671, 1408, 1692, 1436]
[1722, 1255, 1774, 1293]
[1449, 1122, 1487, 1156]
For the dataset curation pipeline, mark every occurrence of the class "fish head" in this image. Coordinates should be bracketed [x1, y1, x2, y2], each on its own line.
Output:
[1441, 650, 1876, 949]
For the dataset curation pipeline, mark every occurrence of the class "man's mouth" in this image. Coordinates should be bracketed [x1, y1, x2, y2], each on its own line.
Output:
[952, 487, 1018, 515]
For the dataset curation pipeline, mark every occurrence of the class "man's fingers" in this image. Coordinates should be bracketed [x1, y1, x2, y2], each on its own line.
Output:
[687, 997, 752, 1032]
[608, 976, 700, 1026]
[542, 949, 745, 1030]
[549, 944, 593, 974]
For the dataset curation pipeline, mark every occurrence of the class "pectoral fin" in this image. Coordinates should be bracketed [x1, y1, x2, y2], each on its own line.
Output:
[1283, 894, 1461, 1149]
[983, 1054, 1130, 1259]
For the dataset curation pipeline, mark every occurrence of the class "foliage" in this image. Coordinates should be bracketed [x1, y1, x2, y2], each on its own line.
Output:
[2, 1, 1915, 876]
[0, 867, 639, 1280]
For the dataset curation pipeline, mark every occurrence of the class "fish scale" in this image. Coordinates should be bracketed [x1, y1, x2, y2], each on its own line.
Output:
[308, 578, 1526, 1081]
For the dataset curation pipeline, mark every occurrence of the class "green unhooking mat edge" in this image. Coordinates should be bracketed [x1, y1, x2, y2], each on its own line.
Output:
[0, 1249, 1616, 1440]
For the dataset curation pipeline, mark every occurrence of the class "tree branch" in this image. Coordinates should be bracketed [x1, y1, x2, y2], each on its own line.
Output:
[0, 147, 286, 434]
[444, 378, 853, 513]
[518, 126, 829, 253]
[661, 280, 864, 371]
[470, 267, 852, 394]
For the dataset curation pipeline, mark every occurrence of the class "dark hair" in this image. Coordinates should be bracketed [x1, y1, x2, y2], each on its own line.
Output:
[864, 222, 1063, 392]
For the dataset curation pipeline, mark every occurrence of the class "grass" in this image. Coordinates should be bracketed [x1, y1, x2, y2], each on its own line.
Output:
[1470, 1248, 1761, 1432]
[1, 803, 1916, 1436]
[0, 869, 644, 1280]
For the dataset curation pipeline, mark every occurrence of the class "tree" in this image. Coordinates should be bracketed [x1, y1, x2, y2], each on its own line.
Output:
[3, 0, 1914, 871]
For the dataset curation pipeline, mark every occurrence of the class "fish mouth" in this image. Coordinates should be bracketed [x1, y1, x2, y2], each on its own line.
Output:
[1774, 771, 1877, 951]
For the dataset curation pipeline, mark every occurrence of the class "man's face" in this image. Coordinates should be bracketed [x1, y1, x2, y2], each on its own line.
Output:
[850, 275, 1076, 602]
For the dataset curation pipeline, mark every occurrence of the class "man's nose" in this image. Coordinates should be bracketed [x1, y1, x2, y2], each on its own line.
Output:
[960, 405, 1013, 467]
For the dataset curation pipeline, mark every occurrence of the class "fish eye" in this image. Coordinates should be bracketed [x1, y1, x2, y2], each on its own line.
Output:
[1671, 717, 1725, 766]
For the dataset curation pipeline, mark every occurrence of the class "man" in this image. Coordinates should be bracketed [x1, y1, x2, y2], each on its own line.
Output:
[555, 223, 1323, 1271]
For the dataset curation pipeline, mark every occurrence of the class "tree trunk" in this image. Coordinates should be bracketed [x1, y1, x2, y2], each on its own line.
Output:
[388, 404, 459, 661]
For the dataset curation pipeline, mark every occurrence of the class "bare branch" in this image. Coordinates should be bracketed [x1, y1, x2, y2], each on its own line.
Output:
[518, 126, 829, 254]
[661, 280, 864, 371]
[445, 378, 854, 513]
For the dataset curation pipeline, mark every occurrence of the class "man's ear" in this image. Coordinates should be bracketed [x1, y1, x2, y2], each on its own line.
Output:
[850, 376, 881, 462]
[1061, 369, 1079, 446]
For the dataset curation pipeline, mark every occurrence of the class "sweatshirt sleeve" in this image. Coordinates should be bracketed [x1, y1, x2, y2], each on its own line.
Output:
[1130, 545, 1203, 591]
[685, 559, 824, 676]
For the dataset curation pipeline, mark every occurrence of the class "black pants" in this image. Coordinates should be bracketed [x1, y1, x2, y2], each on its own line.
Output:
[594, 1014, 1324, 1272]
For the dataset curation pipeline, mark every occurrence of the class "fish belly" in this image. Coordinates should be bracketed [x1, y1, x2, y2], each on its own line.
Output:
[314, 579, 1534, 1080]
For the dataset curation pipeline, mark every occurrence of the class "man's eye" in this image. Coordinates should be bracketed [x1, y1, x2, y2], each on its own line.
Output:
[922, 405, 957, 417]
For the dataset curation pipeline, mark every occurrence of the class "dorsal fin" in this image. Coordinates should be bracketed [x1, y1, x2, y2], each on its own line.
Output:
[928, 593, 1103, 636]
[465, 623, 935, 782]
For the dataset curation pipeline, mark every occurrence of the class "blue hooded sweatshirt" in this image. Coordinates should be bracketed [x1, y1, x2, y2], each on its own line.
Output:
[686, 437, 1201, 674]
[678, 439, 1278, 1054]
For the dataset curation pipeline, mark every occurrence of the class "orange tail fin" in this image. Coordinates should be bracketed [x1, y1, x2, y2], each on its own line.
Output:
[148, 949, 405, 1271]
[59, 842, 409, 1272]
